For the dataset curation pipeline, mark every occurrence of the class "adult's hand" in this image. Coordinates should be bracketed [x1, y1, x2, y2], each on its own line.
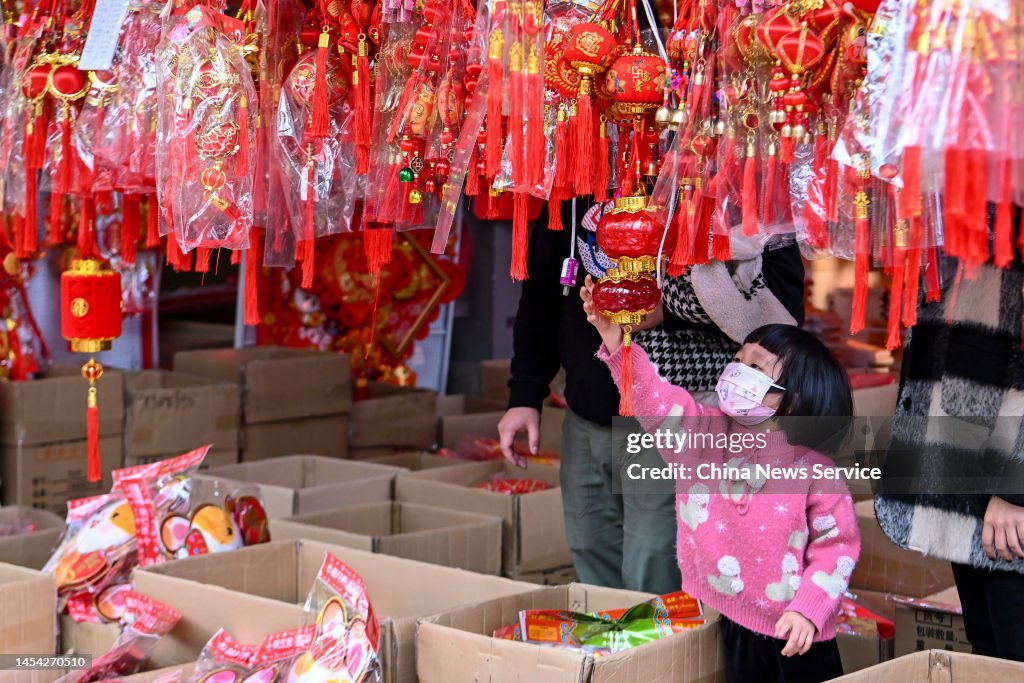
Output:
[982, 495, 1024, 561]
[498, 407, 540, 468]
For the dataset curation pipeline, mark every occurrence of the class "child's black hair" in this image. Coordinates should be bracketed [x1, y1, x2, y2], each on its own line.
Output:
[743, 323, 853, 452]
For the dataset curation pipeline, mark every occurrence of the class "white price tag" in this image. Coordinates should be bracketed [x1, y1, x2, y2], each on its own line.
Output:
[77, 0, 131, 71]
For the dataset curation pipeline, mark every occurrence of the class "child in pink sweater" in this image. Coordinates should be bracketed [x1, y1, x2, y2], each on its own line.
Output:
[582, 278, 860, 683]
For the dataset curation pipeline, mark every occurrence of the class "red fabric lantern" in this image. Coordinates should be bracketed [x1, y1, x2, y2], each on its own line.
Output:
[596, 195, 674, 266]
[563, 23, 617, 79]
[605, 47, 664, 116]
[60, 259, 123, 484]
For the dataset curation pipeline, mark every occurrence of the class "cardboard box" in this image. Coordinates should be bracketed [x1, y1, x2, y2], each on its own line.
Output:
[0, 367, 124, 446]
[417, 583, 725, 683]
[436, 395, 506, 449]
[0, 673, 61, 683]
[349, 382, 437, 450]
[59, 615, 119, 657]
[507, 565, 578, 586]
[395, 460, 570, 574]
[0, 506, 63, 570]
[830, 650, 1024, 682]
[200, 456, 402, 518]
[270, 501, 503, 574]
[894, 587, 969, 658]
[120, 664, 196, 683]
[852, 382, 899, 418]
[367, 451, 471, 471]
[3, 437, 123, 515]
[173, 347, 352, 423]
[0, 563, 57, 655]
[851, 501, 955, 598]
[479, 359, 512, 404]
[242, 414, 349, 462]
[124, 371, 239, 463]
[349, 446, 407, 460]
[837, 589, 897, 674]
[132, 539, 536, 682]
[158, 320, 234, 370]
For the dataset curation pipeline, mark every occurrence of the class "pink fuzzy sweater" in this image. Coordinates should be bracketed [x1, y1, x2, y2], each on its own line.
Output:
[600, 344, 860, 641]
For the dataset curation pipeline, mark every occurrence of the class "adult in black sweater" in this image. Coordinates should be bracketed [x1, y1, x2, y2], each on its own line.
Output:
[499, 197, 806, 592]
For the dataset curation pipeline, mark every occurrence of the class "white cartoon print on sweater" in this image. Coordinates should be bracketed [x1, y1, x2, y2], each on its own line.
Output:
[765, 552, 802, 602]
[812, 514, 840, 542]
[812, 556, 856, 599]
[708, 555, 744, 596]
[679, 484, 711, 531]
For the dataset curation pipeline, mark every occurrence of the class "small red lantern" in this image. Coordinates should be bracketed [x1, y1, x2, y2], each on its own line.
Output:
[60, 259, 122, 483]
[596, 195, 674, 267]
[563, 23, 617, 85]
[605, 46, 664, 117]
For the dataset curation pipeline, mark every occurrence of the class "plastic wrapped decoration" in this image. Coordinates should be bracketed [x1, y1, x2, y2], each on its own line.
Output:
[287, 552, 381, 683]
[187, 629, 261, 683]
[43, 492, 138, 612]
[113, 446, 270, 567]
[591, 194, 664, 416]
[155, 4, 257, 254]
[55, 591, 182, 683]
[0, 239, 48, 380]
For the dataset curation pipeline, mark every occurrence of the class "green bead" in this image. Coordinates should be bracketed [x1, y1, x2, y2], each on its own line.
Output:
[398, 167, 414, 182]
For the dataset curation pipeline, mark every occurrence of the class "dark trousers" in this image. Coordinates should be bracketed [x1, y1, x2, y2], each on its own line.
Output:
[719, 616, 844, 683]
[952, 562, 1024, 662]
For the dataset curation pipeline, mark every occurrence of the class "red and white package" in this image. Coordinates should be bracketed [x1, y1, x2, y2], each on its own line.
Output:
[187, 629, 261, 683]
[56, 591, 182, 683]
[282, 553, 381, 683]
[246, 626, 317, 683]
[43, 493, 138, 602]
[114, 446, 271, 566]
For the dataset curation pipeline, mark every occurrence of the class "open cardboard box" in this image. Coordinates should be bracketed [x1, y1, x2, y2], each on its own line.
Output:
[830, 650, 1024, 682]
[241, 414, 349, 462]
[894, 586, 968, 658]
[132, 539, 536, 683]
[0, 563, 57, 655]
[416, 583, 725, 683]
[366, 451, 471, 471]
[59, 616, 119, 659]
[837, 589, 897, 675]
[199, 455, 403, 518]
[851, 501, 954, 598]
[435, 395, 506, 449]
[395, 460, 570, 574]
[349, 382, 438, 450]
[173, 347, 352, 423]
[123, 371, 239, 467]
[269, 501, 503, 575]
[0, 506, 63, 570]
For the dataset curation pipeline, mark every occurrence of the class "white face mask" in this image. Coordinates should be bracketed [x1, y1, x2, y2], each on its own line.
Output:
[715, 362, 785, 426]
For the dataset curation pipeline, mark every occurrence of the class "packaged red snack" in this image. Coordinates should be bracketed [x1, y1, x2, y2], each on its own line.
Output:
[284, 552, 381, 683]
[56, 591, 182, 683]
[187, 629, 261, 683]
[472, 476, 552, 495]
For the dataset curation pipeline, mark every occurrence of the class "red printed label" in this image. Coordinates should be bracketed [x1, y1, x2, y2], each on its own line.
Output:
[316, 553, 379, 652]
[125, 591, 182, 636]
[207, 629, 259, 667]
[254, 626, 315, 665]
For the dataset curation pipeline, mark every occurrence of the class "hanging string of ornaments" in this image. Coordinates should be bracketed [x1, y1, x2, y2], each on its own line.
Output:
[0, 0, 1021, 430]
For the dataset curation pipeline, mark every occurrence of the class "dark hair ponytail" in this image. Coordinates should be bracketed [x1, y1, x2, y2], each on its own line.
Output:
[743, 324, 853, 451]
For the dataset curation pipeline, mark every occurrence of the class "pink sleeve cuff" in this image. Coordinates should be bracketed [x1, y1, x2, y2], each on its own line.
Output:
[786, 587, 842, 635]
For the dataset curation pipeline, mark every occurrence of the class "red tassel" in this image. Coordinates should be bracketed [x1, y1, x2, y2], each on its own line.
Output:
[236, 97, 250, 176]
[804, 132, 828, 247]
[231, 249, 241, 265]
[22, 169, 38, 257]
[364, 228, 393, 274]
[511, 192, 529, 280]
[146, 193, 160, 247]
[965, 151, 988, 269]
[619, 330, 633, 416]
[466, 145, 480, 196]
[763, 145, 777, 225]
[244, 228, 261, 325]
[902, 146, 922, 215]
[509, 66, 525, 186]
[573, 93, 595, 196]
[548, 197, 563, 231]
[60, 106, 73, 192]
[354, 41, 371, 174]
[87, 399, 100, 484]
[485, 46, 504, 179]
[903, 218, 922, 328]
[668, 189, 693, 275]
[886, 247, 906, 351]
[825, 156, 839, 223]
[595, 121, 610, 202]
[526, 69, 544, 187]
[712, 232, 732, 262]
[49, 191, 63, 244]
[621, 130, 641, 197]
[78, 197, 96, 259]
[925, 245, 941, 303]
[780, 134, 795, 165]
[995, 156, 1014, 268]
[122, 194, 140, 264]
[301, 161, 316, 288]
[309, 35, 332, 140]
[850, 191, 871, 335]
[741, 149, 758, 236]
[195, 247, 211, 274]
[944, 148, 966, 220]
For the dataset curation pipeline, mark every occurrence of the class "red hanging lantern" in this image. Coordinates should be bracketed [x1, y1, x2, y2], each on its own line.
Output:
[60, 259, 122, 484]
[605, 46, 665, 116]
[592, 195, 665, 417]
